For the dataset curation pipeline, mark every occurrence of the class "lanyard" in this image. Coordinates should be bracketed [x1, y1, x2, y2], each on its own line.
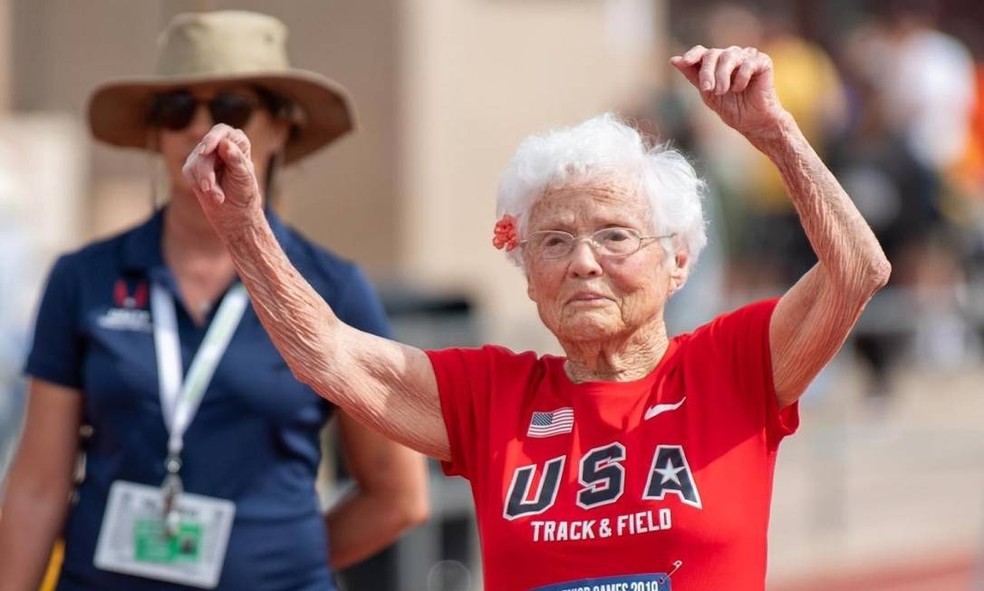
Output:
[151, 282, 250, 456]
[151, 282, 249, 533]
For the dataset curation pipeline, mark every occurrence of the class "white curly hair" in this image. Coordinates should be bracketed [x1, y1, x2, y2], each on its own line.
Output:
[496, 112, 707, 271]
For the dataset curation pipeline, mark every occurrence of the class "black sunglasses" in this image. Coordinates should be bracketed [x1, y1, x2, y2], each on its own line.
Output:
[147, 90, 283, 131]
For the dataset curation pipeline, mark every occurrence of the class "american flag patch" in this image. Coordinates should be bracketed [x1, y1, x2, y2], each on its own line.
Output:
[527, 408, 574, 438]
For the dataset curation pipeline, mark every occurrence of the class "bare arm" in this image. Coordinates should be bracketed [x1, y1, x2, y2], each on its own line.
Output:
[673, 46, 891, 408]
[326, 412, 429, 569]
[0, 379, 82, 591]
[755, 116, 889, 407]
[182, 128, 450, 459]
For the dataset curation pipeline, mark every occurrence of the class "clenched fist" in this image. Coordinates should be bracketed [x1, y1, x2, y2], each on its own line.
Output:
[182, 123, 264, 233]
[671, 45, 787, 142]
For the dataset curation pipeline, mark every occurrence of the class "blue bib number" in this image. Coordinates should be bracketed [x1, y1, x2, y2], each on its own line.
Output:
[533, 574, 671, 591]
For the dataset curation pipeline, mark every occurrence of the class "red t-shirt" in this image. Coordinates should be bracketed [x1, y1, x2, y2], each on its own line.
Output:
[427, 299, 798, 591]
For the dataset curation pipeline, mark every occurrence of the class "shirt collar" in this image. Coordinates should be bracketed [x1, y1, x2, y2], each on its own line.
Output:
[121, 207, 294, 276]
[120, 208, 165, 274]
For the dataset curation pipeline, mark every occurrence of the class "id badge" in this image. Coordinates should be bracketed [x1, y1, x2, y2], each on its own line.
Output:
[94, 480, 235, 589]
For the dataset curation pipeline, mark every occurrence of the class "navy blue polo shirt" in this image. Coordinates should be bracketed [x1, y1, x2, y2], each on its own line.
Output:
[25, 209, 392, 591]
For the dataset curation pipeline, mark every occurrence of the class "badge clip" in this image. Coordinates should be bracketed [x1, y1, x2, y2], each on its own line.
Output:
[161, 453, 183, 538]
[657, 560, 683, 584]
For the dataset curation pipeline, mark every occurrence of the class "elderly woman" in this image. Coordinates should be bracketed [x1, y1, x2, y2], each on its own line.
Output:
[184, 46, 889, 590]
[0, 11, 427, 591]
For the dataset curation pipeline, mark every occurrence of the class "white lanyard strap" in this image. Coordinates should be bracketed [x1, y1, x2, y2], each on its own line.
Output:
[151, 282, 250, 457]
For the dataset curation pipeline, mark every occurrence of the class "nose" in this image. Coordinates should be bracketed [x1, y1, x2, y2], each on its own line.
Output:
[566, 239, 603, 278]
[185, 102, 213, 136]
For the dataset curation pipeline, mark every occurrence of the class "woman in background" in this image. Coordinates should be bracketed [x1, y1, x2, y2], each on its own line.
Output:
[0, 11, 427, 591]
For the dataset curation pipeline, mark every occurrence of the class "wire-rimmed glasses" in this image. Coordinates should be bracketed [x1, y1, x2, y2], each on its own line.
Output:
[519, 227, 674, 260]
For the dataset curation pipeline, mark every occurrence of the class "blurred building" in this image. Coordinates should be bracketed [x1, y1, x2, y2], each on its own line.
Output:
[6, 2, 984, 590]
[2, 1, 665, 589]
[7, 0, 664, 353]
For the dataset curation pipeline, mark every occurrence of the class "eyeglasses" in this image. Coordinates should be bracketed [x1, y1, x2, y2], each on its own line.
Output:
[148, 90, 278, 131]
[520, 227, 674, 260]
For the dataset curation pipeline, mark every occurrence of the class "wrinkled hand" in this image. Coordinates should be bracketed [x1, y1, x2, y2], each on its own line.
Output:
[671, 45, 785, 140]
[182, 123, 263, 233]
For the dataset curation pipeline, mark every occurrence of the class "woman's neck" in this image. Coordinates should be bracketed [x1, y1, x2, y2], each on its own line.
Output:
[158, 172, 271, 325]
[162, 194, 233, 260]
[561, 321, 670, 383]
[161, 195, 239, 324]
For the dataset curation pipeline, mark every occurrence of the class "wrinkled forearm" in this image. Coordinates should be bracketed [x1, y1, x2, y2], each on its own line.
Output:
[225, 215, 344, 387]
[749, 112, 891, 293]
[222, 216, 392, 432]
[219, 216, 447, 458]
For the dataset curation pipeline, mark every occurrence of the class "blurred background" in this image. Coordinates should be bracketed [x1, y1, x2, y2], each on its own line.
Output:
[1, 0, 984, 589]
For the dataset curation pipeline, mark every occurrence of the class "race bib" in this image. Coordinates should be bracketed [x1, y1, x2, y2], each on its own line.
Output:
[94, 480, 235, 589]
[532, 574, 672, 591]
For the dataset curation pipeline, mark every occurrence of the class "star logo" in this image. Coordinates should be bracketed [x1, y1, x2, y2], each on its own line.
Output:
[654, 457, 686, 485]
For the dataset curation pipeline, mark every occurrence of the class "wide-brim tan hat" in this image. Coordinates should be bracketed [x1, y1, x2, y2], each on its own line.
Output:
[88, 10, 354, 164]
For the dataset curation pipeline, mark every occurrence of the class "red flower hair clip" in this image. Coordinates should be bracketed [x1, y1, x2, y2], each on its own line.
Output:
[492, 214, 519, 252]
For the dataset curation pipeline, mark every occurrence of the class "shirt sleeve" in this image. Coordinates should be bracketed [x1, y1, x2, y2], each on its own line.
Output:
[703, 298, 799, 447]
[24, 255, 83, 389]
[425, 346, 498, 481]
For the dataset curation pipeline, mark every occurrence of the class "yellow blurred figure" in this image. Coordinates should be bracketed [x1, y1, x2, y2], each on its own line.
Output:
[749, 34, 848, 212]
[42, 542, 63, 591]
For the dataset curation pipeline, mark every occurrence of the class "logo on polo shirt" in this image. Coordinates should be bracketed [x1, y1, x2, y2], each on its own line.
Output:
[98, 278, 152, 332]
[113, 279, 148, 309]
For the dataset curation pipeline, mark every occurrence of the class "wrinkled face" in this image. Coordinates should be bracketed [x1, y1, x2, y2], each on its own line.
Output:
[522, 177, 687, 344]
[155, 82, 290, 198]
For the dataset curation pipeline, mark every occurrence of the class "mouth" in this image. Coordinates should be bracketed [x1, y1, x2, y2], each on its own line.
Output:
[567, 292, 611, 305]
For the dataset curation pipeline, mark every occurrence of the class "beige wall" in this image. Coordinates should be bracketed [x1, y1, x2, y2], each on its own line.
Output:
[12, 0, 400, 270]
[10, 0, 666, 348]
[0, 0, 9, 115]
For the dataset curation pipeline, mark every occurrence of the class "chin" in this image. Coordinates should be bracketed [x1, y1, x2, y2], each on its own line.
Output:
[556, 314, 622, 343]
[167, 175, 192, 196]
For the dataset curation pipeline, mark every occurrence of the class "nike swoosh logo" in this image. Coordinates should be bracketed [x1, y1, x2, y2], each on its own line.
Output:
[644, 396, 686, 421]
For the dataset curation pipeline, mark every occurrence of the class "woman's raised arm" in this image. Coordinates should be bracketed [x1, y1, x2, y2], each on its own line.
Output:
[183, 124, 451, 459]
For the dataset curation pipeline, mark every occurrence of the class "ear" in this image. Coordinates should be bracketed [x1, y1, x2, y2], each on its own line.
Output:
[271, 119, 291, 152]
[526, 269, 537, 302]
[668, 251, 690, 294]
[147, 129, 162, 153]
